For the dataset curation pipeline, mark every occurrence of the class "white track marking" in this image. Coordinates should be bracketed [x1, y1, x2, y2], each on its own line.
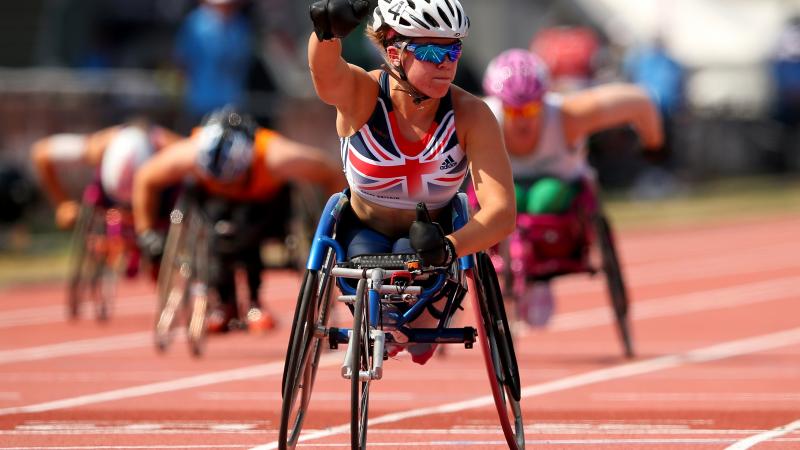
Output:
[0, 277, 302, 329]
[12, 439, 800, 450]
[0, 332, 151, 365]
[521, 276, 800, 335]
[725, 419, 800, 450]
[251, 327, 800, 449]
[1, 446, 251, 449]
[0, 353, 338, 416]
[0, 295, 153, 329]
[1, 276, 796, 364]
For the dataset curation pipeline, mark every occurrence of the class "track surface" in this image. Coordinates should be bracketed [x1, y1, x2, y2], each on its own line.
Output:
[0, 214, 798, 449]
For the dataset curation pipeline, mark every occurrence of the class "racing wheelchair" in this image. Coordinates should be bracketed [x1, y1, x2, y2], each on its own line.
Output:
[66, 183, 137, 322]
[154, 183, 322, 357]
[278, 192, 525, 450]
[492, 177, 633, 358]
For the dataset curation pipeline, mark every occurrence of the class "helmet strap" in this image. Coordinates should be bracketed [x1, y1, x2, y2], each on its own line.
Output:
[382, 42, 431, 105]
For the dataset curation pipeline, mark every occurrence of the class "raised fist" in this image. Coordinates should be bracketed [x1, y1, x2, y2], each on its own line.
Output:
[310, 0, 371, 41]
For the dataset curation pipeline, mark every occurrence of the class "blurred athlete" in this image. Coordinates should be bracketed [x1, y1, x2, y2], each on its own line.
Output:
[31, 120, 183, 229]
[482, 48, 663, 326]
[133, 107, 344, 333]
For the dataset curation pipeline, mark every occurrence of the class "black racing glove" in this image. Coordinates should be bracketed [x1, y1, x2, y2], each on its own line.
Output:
[137, 229, 166, 262]
[309, 0, 371, 41]
[409, 202, 457, 268]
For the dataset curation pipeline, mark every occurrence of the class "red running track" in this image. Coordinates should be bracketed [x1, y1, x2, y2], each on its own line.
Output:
[0, 213, 799, 449]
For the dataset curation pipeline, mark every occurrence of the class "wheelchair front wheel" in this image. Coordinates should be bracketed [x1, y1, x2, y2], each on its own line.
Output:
[594, 214, 634, 358]
[186, 281, 209, 358]
[154, 207, 191, 352]
[66, 204, 100, 320]
[279, 262, 334, 449]
[471, 253, 525, 450]
[350, 278, 371, 450]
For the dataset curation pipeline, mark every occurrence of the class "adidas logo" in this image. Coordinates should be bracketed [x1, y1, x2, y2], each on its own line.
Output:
[439, 155, 457, 170]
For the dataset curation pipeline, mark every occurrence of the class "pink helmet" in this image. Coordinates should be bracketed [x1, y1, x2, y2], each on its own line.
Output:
[483, 49, 549, 107]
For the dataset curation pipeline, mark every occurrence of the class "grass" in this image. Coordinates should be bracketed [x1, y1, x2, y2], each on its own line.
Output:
[0, 176, 798, 288]
[605, 176, 800, 230]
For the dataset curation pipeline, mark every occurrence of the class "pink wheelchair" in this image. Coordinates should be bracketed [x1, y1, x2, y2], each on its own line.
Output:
[473, 178, 633, 358]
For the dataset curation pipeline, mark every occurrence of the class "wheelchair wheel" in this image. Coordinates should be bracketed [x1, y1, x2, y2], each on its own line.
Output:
[472, 252, 525, 450]
[66, 205, 106, 320]
[93, 264, 117, 323]
[279, 250, 335, 449]
[594, 214, 634, 358]
[154, 204, 192, 352]
[350, 278, 371, 450]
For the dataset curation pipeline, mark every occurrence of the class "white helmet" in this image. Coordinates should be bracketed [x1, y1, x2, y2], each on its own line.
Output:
[100, 126, 153, 204]
[372, 0, 470, 39]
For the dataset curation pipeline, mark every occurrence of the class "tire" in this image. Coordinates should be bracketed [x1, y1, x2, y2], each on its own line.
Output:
[66, 204, 98, 320]
[594, 214, 634, 358]
[187, 282, 208, 358]
[94, 265, 117, 322]
[350, 278, 370, 450]
[278, 250, 335, 450]
[154, 203, 192, 352]
[472, 253, 525, 450]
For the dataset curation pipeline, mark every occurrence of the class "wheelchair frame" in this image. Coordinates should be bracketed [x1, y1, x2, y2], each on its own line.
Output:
[153, 190, 212, 357]
[502, 178, 634, 358]
[278, 193, 525, 450]
[66, 186, 136, 322]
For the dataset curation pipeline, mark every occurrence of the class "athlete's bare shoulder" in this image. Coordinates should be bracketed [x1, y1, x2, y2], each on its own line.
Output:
[450, 85, 499, 131]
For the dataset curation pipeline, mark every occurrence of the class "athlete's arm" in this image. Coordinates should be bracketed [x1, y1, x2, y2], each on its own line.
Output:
[449, 91, 516, 257]
[265, 135, 346, 196]
[562, 83, 664, 150]
[30, 135, 87, 228]
[308, 34, 377, 128]
[132, 138, 197, 233]
[152, 126, 186, 151]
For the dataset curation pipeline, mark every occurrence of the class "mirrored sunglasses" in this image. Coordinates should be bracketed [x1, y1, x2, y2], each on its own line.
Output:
[404, 41, 463, 64]
[503, 101, 542, 119]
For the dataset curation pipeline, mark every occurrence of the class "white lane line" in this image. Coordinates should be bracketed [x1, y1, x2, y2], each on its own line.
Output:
[0, 332, 152, 365]
[0, 295, 153, 329]
[0, 354, 339, 416]
[0, 278, 301, 329]
[13, 440, 800, 450]
[250, 327, 800, 450]
[526, 276, 800, 335]
[0, 446, 251, 449]
[725, 418, 800, 450]
[0, 276, 796, 366]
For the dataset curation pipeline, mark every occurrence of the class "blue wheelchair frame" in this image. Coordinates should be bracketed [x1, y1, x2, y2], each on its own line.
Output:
[279, 191, 525, 450]
[305, 192, 477, 350]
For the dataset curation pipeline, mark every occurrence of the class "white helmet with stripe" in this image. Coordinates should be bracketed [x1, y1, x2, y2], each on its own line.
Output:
[372, 0, 470, 39]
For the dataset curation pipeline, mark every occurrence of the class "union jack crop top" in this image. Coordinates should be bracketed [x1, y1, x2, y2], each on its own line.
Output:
[340, 72, 468, 210]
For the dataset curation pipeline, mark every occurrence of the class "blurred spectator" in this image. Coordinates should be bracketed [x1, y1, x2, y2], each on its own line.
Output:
[622, 37, 685, 197]
[624, 38, 684, 128]
[769, 15, 800, 173]
[530, 26, 601, 93]
[174, 0, 253, 131]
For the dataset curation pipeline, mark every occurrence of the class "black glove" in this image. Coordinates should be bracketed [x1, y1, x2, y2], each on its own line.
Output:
[409, 202, 456, 267]
[309, 0, 371, 41]
[137, 229, 166, 262]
